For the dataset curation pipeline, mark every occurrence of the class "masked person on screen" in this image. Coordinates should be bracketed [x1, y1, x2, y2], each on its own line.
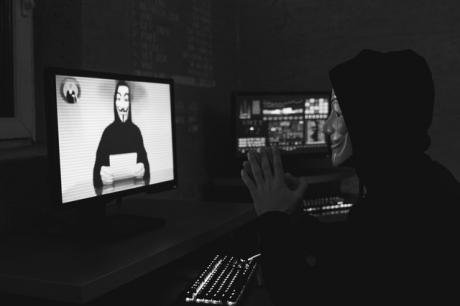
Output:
[93, 81, 150, 190]
[241, 50, 459, 304]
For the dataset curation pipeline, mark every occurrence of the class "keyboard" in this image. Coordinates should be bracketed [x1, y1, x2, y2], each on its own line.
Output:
[185, 254, 258, 305]
[303, 196, 353, 216]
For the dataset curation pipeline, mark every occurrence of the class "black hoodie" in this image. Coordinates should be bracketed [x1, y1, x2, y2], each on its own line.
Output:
[258, 50, 459, 304]
[92, 84, 150, 190]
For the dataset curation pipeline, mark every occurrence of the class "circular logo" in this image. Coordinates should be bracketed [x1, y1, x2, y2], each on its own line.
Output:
[60, 78, 81, 104]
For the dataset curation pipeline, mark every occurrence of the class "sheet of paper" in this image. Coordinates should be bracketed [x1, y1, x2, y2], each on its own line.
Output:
[109, 152, 138, 181]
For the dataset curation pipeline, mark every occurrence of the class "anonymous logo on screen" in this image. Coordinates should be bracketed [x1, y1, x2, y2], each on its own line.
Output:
[60, 78, 81, 104]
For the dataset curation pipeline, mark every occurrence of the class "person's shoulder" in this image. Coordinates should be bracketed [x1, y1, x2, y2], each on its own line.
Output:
[128, 122, 143, 135]
[130, 121, 141, 130]
[431, 160, 459, 183]
[101, 121, 116, 135]
[425, 159, 460, 198]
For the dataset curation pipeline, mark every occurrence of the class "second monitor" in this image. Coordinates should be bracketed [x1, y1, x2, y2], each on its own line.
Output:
[233, 92, 331, 155]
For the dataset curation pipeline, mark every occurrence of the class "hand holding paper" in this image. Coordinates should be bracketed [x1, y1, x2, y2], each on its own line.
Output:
[100, 166, 114, 185]
[132, 163, 145, 179]
[106, 153, 140, 182]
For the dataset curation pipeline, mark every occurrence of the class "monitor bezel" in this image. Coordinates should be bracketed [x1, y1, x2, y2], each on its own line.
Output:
[45, 67, 178, 208]
[231, 91, 332, 158]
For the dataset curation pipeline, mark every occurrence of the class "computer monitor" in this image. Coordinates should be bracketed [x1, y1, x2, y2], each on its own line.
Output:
[46, 68, 177, 208]
[233, 92, 331, 156]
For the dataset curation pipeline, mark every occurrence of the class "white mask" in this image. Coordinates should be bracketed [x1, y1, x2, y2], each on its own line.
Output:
[115, 85, 130, 123]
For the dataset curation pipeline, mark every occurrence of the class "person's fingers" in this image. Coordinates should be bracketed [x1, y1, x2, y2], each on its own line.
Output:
[248, 151, 264, 187]
[261, 148, 273, 182]
[243, 161, 252, 175]
[101, 173, 113, 185]
[285, 172, 294, 181]
[266, 146, 274, 165]
[241, 168, 256, 199]
[295, 177, 309, 198]
[272, 146, 284, 178]
[101, 166, 108, 174]
[130, 163, 143, 178]
[101, 167, 112, 177]
[284, 172, 299, 189]
[101, 171, 112, 180]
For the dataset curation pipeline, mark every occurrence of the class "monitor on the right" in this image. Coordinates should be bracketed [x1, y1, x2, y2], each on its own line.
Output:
[233, 92, 331, 156]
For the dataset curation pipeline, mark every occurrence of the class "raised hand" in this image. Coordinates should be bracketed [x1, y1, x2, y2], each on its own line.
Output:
[242, 161, 300, 191]
[241, 146, 308, 216]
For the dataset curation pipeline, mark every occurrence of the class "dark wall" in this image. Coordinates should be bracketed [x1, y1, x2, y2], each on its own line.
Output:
[34, 0, 83, 143]
[237, 0, 460, 179]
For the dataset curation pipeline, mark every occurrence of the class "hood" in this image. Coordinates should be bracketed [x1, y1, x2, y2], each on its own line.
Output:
[113, 81, 132, 124]
[329, 49, 434, 191]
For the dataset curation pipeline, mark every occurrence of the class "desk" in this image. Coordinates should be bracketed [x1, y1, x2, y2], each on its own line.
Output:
[0, 197, 256, 304]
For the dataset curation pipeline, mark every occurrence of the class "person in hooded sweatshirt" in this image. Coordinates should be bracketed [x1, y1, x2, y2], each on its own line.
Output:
[241, 49, 459, 304]
[93, 81, 150, 192]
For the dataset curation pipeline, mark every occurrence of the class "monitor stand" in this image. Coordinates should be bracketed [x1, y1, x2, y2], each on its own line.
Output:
[66, 197, 165, 242]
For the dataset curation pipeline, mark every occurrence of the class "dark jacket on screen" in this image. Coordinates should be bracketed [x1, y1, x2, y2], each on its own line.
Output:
[258, 49, 459, 305]
[93, 93, 150, 188]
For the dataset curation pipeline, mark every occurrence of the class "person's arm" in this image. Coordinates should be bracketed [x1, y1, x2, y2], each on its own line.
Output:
[241, 147, 314, 305]
[257, 211, 319, 305]
[135, 126, 150, 183]
[93, 129, 111, 189]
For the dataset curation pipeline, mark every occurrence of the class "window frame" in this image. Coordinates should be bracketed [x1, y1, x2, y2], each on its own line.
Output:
[0, 0, 14, 118]
[0, 0, 35, 141]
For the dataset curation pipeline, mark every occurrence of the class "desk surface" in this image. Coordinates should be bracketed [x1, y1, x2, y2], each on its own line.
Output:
[0, 197, 256, 304]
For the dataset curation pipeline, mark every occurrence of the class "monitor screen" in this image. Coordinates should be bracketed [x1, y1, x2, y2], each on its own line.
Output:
[234, 92, 330, 155]
[47, 69, 176, 205]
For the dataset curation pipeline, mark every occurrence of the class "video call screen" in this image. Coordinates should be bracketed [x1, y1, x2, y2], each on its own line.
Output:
[235, 93, 330, 154]
[55, 75, 175, 204]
